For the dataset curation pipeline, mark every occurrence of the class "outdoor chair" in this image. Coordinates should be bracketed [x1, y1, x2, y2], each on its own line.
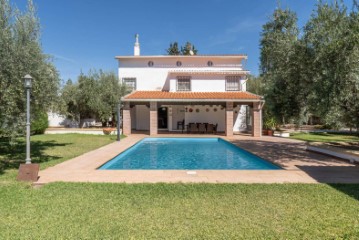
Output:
[187, 123, 193, 133]
[206, 124, 214, 134]
[177, 119, 185, 133]
[189, 123, 199, 133]
[198, 123, 206, 133]
[177, 119, 185, 132]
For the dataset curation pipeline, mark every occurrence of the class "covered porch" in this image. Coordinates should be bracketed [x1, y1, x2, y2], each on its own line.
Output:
[122, 91, 264, 137]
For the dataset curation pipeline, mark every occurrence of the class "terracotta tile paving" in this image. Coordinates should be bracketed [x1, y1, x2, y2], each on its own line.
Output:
[36, 134, 359, 184]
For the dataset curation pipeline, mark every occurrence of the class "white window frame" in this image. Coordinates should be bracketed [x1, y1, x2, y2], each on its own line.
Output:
[176, 76, 191, 91]
[122, 78, 136, 92]
[225, 76, 241, 91]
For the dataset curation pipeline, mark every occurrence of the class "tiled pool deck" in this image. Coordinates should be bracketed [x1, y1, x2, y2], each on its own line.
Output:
[36, 134, 359, 184]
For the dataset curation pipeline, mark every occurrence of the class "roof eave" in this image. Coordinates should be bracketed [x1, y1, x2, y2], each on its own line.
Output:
[115, 55, 248, 60]
[122, 98, 262, 102]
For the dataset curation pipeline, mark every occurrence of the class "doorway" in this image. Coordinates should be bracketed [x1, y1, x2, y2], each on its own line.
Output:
[158, 107, 168, 129]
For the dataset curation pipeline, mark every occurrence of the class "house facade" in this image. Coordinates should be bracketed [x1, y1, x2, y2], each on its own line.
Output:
[118, 35, 264, 137]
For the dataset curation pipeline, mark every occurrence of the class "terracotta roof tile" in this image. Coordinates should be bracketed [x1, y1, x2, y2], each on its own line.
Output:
[124, 91, 262, 101]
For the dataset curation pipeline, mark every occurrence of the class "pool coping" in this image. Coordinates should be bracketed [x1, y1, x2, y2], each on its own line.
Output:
[36, 134, 359, 184]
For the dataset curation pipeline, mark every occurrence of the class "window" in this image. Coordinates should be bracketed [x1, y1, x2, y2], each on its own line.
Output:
[177, 76, 191, 91]
[207, 61, 213, 67]
[123, 78, 136, 92]
[225, 76, 241, 91]
[176, 61, 182, 67]
[148, 61, 154, 67]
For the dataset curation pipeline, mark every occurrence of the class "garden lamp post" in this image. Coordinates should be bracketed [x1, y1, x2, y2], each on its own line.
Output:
[17, 74, 39, 182]
[117, 99, 121, 142]
[24, 74, 32, 164]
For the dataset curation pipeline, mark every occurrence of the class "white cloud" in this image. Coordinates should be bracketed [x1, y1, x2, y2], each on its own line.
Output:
[207, 17, 264, 48]
[207, 34, 237, 47]
[226, 19, 263, 34]
[52, 54, 77, 64]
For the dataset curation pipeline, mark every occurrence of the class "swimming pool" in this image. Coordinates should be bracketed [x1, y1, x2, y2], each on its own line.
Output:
[99, 138, 280, 170]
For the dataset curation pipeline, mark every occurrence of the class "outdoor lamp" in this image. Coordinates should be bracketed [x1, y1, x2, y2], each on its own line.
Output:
[24, 74, 33, 164]
[17, 74, 40, 182]
[17, 74, 39, 182]
[24, 74, 32, 89]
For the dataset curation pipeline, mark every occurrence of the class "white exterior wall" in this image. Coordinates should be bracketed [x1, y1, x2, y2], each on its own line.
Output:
[48, 112, 66, 127]
[184, 105, 226, 132]
[130, 106, 136, 129]
[131, 104, 246, 132]
[48, 112, 79, 128]
[240, 79, 246, 91]
[118, 58, 247, 92]
[190, 75, 225, 92]
[119, 56, 250, 132]
[171, 105, 185, 130]
[135, 105, 150, 130]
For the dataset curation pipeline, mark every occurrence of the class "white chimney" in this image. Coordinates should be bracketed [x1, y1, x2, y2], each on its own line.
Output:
[134, 33, 140, 56]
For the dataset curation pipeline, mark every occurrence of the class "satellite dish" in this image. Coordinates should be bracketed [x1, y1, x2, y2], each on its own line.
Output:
[189, 50, 194, 56]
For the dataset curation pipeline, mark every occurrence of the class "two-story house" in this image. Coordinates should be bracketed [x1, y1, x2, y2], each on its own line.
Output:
[117, 35, 264, 137]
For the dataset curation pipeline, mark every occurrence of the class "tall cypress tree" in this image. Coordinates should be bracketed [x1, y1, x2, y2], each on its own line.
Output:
[166, 42, 180, 55]
[166, 41, 198, 55]
[180, 42, 198, 55]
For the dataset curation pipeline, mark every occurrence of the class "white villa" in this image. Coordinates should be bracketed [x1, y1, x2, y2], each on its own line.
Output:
[119, 35, 264, 137]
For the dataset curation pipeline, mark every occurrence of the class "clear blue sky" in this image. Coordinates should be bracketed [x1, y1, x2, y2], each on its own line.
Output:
[12, 0, 354, 82]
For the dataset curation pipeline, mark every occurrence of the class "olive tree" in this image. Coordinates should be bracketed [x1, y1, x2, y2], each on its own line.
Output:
[0, 0, 60, 140]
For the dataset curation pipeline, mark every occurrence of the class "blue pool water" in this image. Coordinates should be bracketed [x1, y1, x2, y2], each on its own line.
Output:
[99, 138, 280, 170]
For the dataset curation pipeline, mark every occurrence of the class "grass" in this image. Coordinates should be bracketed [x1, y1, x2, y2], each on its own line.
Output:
[0, 134, 121, 181]
[0, 134, 358, 239]
[0, 183, 358, 239]
[290, 132, 359, 143]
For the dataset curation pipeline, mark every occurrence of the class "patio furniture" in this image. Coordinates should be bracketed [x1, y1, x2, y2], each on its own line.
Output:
[198, 123, 206, 133]
[189, 123, 199, 133]
[206, 124, 214, 133]
[177, 119, 185, 133]
[186, 123, 193, 133]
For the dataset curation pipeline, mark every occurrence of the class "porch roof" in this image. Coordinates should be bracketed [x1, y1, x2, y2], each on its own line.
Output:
[123, 91, 263, 102]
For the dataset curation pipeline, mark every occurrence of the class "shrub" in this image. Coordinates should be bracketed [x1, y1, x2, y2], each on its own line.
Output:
[31, 111, 49, 135]
[263, 117, 277, 130]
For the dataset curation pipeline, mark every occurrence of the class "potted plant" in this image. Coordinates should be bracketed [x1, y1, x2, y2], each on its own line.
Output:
[103, 128, 116, 135]
[263, 117, 277, 136]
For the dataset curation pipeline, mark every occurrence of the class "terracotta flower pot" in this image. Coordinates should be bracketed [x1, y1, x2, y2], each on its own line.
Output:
[103, 128, 115, 135]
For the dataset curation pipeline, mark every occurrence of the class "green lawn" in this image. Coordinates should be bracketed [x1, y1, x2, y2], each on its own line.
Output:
[290, 132, 359, 143]
[0, 134, 358, 239]
[0, 183, 358, 239]
[0, 134, 120, 181]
